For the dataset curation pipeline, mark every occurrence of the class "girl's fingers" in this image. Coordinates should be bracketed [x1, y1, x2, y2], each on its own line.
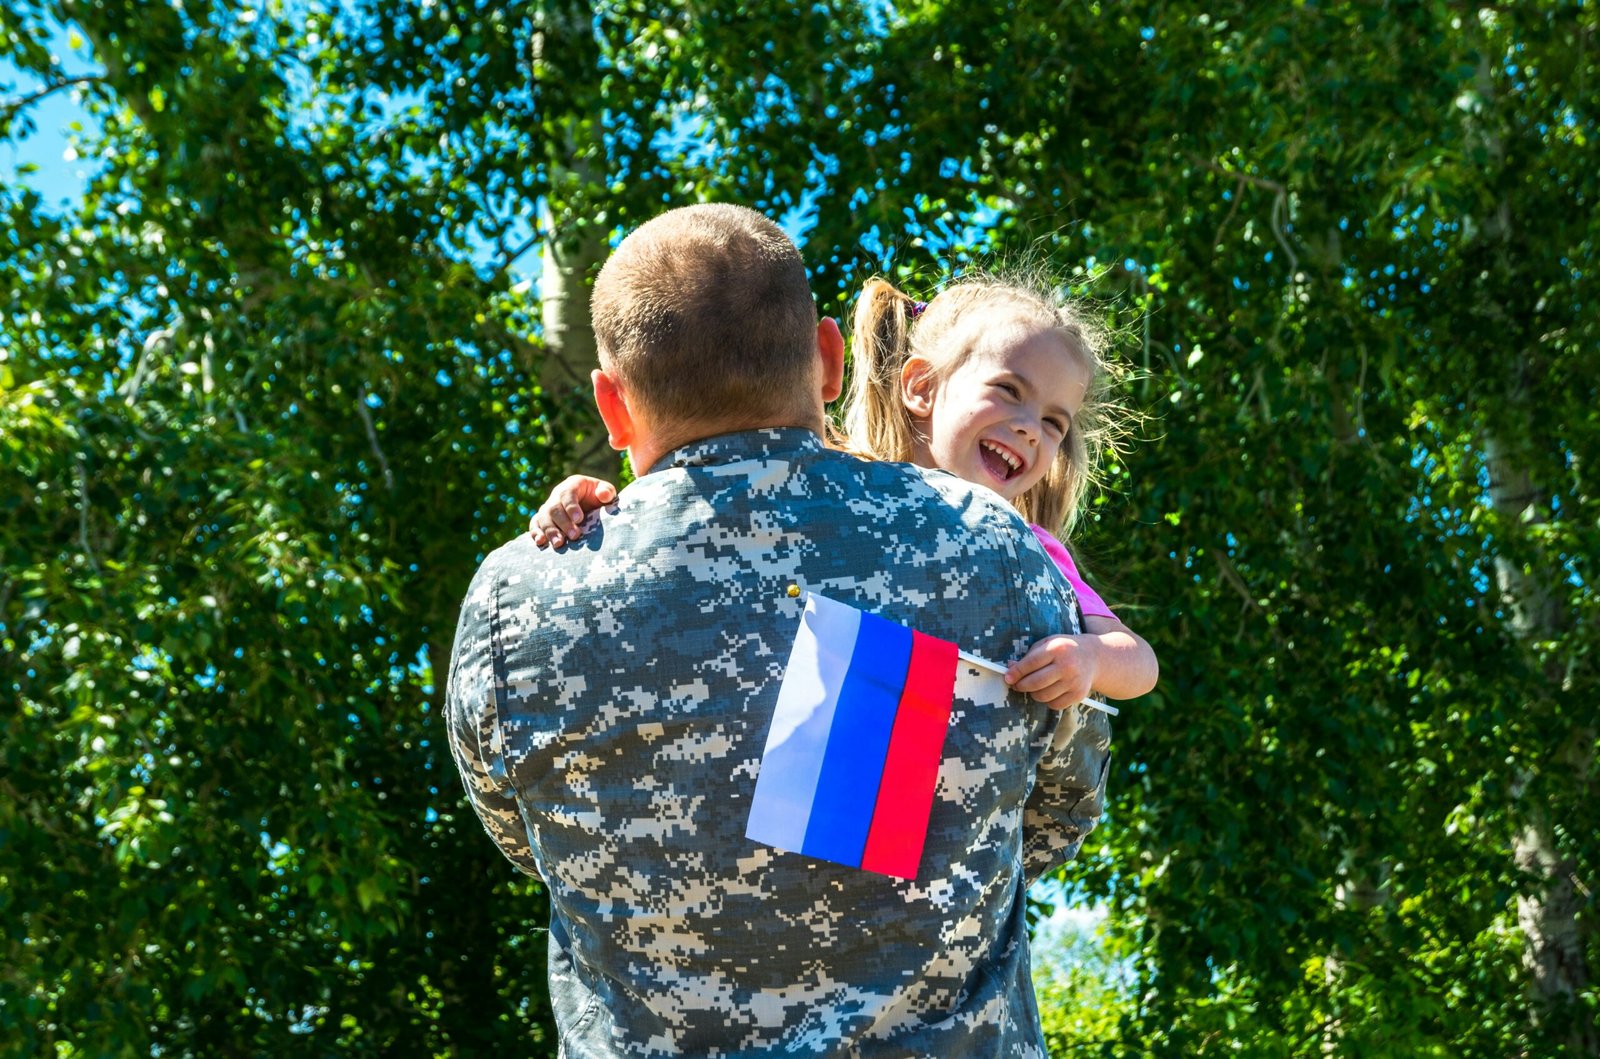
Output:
[530, 475, 619, 549]
[544, 505, 571, 539]
[1010, 666, 1062, 696]
[1005, 650, 1051, 686]
[1040, 678, 1091, 706]
[1024, 679, 1080, 710]
[564, 504, 587, 538]
[531, 510, 563, 547]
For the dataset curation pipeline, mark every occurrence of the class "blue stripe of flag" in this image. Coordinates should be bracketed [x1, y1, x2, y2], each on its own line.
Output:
[799, 610, 914, 868]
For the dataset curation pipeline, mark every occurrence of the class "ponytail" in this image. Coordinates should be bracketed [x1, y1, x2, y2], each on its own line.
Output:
[835, 277, 923, 463]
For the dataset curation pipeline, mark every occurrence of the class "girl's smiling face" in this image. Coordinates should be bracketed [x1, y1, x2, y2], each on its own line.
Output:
[901, 318, 1089, 503]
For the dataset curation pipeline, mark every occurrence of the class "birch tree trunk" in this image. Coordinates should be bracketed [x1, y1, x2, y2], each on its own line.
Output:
[1472, 56, 1598, 1056]
[534, 0, 619, 480]
[1484, 420, 1597, 1056]
[539, 187, 613, 478]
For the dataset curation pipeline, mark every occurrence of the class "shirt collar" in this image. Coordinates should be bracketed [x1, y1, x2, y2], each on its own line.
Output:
[647, 427, 826, 474]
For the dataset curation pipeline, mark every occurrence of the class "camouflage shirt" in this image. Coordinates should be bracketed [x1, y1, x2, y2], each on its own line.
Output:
[445, 428, 1112, 1058]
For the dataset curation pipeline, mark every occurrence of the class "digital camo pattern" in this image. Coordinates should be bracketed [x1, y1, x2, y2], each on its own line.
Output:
[445, 428, 1113, 1058]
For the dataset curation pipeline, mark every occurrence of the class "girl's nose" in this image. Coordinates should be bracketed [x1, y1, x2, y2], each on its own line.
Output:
[1013, 418, 1039, 445]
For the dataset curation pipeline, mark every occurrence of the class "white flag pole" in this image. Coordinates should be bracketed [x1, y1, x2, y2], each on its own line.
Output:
[955, 649, 1120, 717]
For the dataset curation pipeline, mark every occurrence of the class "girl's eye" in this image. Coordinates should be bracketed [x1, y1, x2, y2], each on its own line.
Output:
[1045, 417, 1067, 435]
[996, 382, 1020, 399]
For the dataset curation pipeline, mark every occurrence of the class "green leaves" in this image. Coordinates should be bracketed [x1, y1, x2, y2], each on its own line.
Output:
[806, 2, 1599, 1055]
[2, 0, 569, 1052]
[2, 0, 1596, 1056]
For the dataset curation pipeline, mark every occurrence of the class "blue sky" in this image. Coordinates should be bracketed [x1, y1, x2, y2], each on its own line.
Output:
[2, 21, 823, 252]
[1, 21, 98, 207]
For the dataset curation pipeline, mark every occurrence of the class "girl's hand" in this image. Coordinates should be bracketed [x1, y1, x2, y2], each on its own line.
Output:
[1005, 634, 1101, 710]
[529, 475, 619, 548]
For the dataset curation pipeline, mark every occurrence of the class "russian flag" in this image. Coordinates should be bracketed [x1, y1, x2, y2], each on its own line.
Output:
[746, 593, 959, 880]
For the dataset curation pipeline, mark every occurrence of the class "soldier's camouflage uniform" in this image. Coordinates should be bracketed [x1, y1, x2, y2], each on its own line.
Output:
[446, 428, 1113, 1057]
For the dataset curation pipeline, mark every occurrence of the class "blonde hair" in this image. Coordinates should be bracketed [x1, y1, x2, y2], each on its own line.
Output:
[837, 273, 1126, 539]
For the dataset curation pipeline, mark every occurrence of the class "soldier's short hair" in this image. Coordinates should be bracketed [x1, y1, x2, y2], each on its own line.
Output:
[591, 204, 819, 428]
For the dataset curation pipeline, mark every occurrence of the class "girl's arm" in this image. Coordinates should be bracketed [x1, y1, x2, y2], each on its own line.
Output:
[1005, 620, 1159, 708]
[1011, 526, 1160, 707]
[529, 475, 618, 548]
[1080, 615, 1159, 698]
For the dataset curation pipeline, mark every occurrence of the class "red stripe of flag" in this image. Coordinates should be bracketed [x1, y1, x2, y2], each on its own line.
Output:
[859, 630, 959, 879]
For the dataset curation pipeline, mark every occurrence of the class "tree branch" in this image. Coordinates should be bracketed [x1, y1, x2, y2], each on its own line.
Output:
[1211, 175, 1247, 247]
[355, 386, 395, 493]
[0, 576, 14, 635]
[1270, 190, 1299, 277]
[1353, 347, 1369, 440]
[1212, 548, 1286, 649]
[76, 457, 102, 575]
[1189, 154, 1287, 194]
[493, 230, 543, 282]
[1191, 154, 1300, 277]
[0, 75, 102, 120]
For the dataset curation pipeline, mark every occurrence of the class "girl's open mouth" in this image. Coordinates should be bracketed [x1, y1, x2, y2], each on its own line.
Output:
[979, 440, 1023, 482]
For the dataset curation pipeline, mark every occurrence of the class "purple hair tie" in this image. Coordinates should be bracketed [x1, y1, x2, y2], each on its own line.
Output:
[910, 300, 928, 318]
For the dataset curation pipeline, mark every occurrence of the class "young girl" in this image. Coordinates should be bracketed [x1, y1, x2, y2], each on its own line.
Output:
[531, 275, 1158, 709]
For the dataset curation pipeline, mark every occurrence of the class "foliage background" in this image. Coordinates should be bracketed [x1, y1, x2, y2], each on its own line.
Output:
[2, 1, 1595, 1056]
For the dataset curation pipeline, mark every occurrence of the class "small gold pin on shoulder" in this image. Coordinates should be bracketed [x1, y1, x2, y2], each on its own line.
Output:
[786, 584, 801, 598]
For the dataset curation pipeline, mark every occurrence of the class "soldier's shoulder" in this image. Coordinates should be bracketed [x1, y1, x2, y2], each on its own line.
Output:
[864, 458, 1031, 536]
[461, 533, 544, 600]
[480, 532, 542, 574]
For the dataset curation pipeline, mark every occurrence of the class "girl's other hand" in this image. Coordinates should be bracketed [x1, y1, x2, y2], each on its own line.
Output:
[1005, 634, 1099, 710]
[530, 475, 619, 548]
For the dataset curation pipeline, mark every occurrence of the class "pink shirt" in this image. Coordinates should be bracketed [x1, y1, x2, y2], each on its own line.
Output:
[1029, 524, 1116, 620]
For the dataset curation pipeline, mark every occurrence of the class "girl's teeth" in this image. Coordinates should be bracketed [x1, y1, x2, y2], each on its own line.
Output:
[982, 441, 1019, 470]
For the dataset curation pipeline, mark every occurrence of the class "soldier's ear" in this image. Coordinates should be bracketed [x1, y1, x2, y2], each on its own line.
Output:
[817, 316, 845, 403]
[592, 368, 634, 450]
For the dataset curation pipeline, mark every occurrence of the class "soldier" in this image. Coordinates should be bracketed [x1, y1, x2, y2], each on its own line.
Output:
[446, 203, 1111, 1056]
